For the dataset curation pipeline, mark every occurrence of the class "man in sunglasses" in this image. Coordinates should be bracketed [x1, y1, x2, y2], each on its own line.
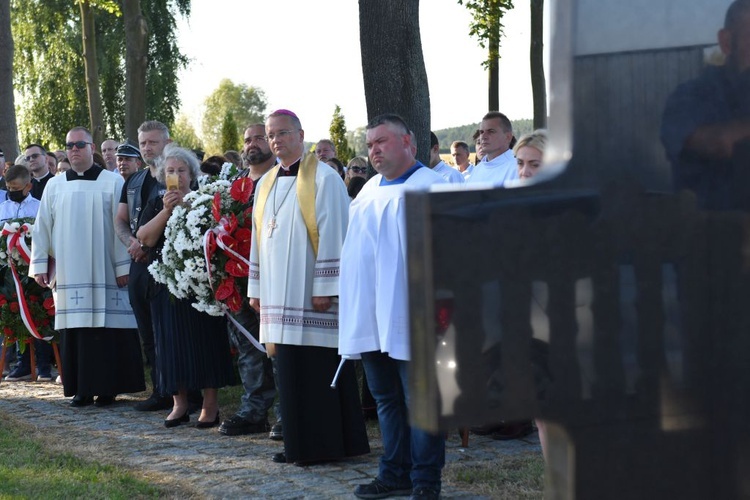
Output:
[30, 126, 145, 408]
[25, 144, 53, 200]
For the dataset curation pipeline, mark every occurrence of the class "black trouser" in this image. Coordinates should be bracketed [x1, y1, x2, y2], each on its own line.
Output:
[128, 259, 159, 393]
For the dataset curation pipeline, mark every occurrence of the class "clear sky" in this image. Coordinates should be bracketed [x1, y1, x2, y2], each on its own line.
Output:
[175, 0, 539, 141]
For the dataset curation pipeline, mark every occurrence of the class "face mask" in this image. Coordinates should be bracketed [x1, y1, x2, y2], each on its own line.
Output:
[8, 190, 26, 203]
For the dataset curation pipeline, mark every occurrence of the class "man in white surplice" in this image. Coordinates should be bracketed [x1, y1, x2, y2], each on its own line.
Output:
[248, 109, 369, 465]
[30, 126, 143, 408]
[339, 114, 447, 499]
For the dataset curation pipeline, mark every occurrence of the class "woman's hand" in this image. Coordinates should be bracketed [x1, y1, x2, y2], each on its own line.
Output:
[162, 189, 184, 213]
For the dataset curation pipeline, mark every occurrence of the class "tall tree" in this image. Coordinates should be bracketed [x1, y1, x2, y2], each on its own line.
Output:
[201, 79, 267, 156]
[171, 113, 203, 150]
[80, 0, 104, 145]
[530, 0, 546, 128]
[329, 105, 353, 164]
[123, 0, 149, 141]
[11, 0, 189, 148]
[220, 111, 240, 153]
[359, 0, 431, 167]
[458, 0, 514, 111]
[0, 0, 19, 159]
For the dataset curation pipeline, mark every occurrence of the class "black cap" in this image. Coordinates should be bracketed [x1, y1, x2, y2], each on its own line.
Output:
[116, 142, 142, 161]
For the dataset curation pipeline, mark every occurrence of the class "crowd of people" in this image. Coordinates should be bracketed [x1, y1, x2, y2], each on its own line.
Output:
[0, 108, 548, 500]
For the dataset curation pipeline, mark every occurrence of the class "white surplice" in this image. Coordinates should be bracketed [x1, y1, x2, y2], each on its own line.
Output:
[248, 162, 349, 348]
[338, 167, 446, 361]
[29, 168, 136, 330]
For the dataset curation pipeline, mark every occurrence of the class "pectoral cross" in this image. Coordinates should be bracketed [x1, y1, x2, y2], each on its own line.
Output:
[267, 217, 277, 238]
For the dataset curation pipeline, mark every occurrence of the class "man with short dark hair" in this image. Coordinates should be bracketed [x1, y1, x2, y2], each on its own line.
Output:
[45, 152, 57, 175]
[220, 124, 281, 439]
[340, 114, 446, 500]
[25, 144, 53, 200]
[30, 126, 144, 407]
[428, 132, 464, 184]
[451, 140, 474, 179]
[467, 111, 517, 185]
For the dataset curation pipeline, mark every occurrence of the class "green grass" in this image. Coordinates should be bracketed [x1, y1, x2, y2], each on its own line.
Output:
[0, 419, 165, 499]
[444, 454, 546, 499]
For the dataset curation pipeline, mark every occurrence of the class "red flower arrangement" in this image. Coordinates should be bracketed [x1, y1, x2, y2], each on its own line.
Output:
[203, 176, 255, 314]
[0, 217, 58, 351]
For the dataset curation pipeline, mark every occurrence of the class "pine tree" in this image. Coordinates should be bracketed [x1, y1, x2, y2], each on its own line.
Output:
[329, 105, 352, 165]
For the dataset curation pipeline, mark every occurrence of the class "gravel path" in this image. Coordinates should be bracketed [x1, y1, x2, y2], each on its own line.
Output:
[0, 379, 541, 499]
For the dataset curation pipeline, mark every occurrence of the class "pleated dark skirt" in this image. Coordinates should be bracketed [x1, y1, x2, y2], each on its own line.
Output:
[276, 343, 370, 464]
[151, 286, 234, 395]
[61, 327, 145, 398]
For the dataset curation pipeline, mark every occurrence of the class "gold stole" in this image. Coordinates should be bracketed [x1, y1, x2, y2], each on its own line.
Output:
[253, 153, 320, 257]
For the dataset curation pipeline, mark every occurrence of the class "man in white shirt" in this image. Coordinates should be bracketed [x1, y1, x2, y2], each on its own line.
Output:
[429, 132, 464, 184]
[467, 111, 518, 185]
[451, 140, 474, 179]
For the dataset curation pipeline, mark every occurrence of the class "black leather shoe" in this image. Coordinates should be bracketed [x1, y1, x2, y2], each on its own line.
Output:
[196, 412, 220, 429]
[134, 394, 172, 411]
[164, 411, 189, 428]
[272, 452, 286, 463]
[94, 396, 115, 407]
[219, 415, 270, 436]
[70, 395, 94, 407]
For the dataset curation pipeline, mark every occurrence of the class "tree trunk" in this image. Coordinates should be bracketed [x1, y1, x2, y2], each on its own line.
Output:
[123, 0, 149, 142]
[0, 0, 19, 159]
[488, 43, 499, 112]
[80, 0, 104, 146]
[530, 0, 547, 129]
[359, 0, 431, 167]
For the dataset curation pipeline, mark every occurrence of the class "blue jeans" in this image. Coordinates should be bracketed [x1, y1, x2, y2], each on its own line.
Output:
[361, 350, 445, 491]
[15, 339, 53, 373]
[229, 303, 278, 423]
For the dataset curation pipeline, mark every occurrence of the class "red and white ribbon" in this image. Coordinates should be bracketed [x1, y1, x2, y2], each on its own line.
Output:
[2, 222, 52, 341]
[202, 217, 251, 291]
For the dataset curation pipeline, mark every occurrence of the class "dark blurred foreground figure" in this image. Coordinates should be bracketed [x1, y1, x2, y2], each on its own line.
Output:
[661, 0, 750, 210]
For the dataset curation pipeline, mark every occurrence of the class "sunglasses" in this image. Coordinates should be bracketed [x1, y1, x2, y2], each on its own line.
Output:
[65, 141, 91, 150]
[24, 152, 43, 162]
[350, 167, 368, 174]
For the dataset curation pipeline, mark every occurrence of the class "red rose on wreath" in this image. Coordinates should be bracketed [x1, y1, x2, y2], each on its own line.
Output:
[28, 295, 39, 303]
[215, 278, 237, 301]
[230, 177, 254, 204]
[43, 297, 55, 311]
[9, 302, 19, 313]
[0, 295, 7, 307]
[3, 326, 13, 336]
